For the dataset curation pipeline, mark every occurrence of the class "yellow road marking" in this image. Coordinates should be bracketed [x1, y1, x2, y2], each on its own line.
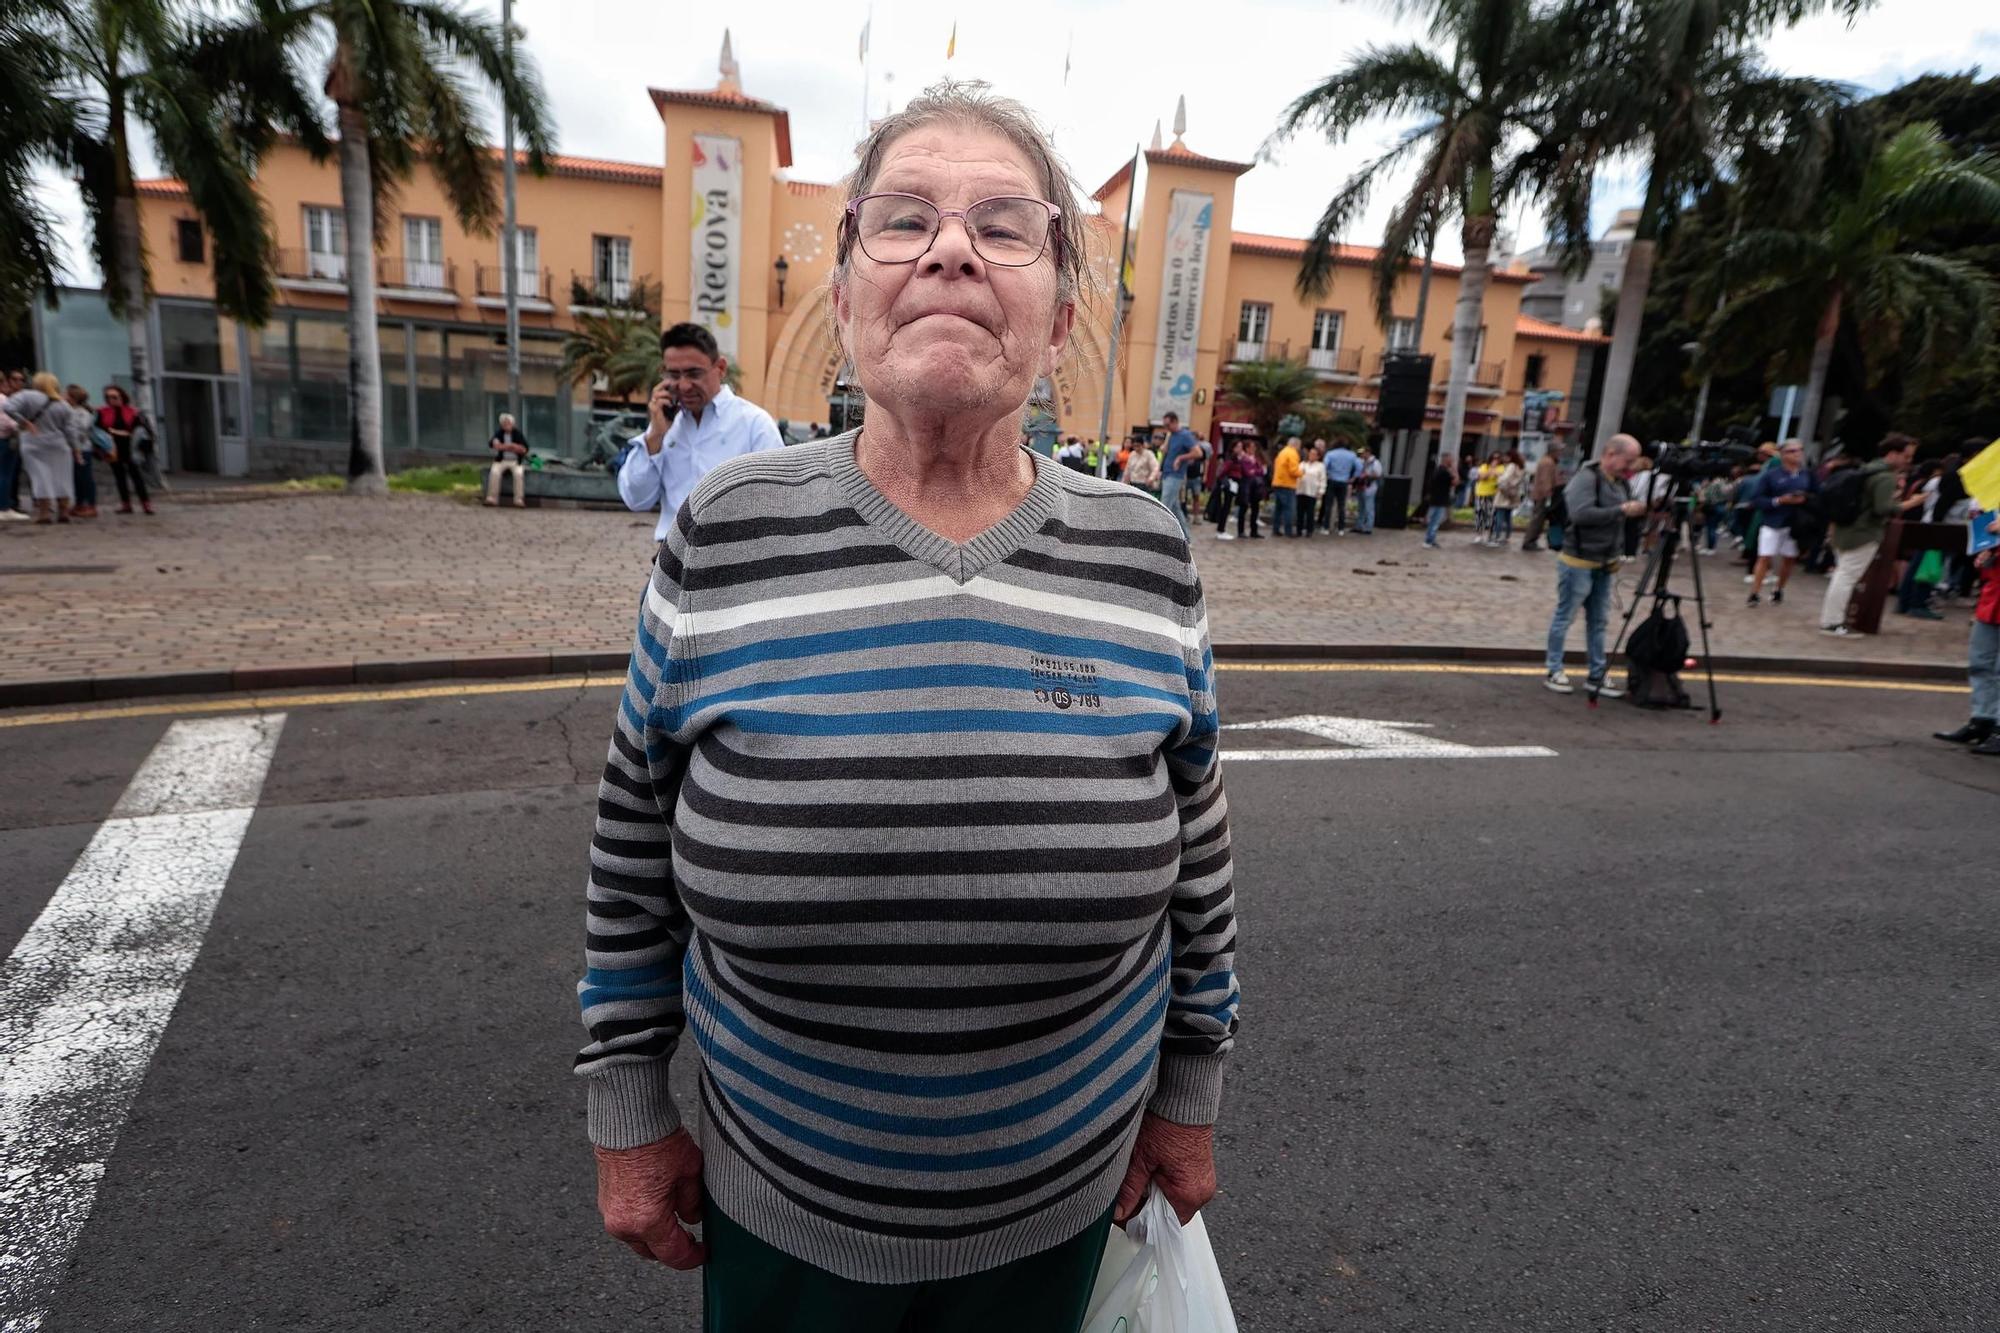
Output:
[0, 659, 1957, 730]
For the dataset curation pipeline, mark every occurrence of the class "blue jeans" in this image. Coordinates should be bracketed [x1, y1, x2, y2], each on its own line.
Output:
[73, 452, 97, 508]
[1491, 506, 1514, 541]
[0, 441, 19, 512]
[1272, 487, 1296, 536]
[1546, 561, 1615, 681]
[1356, 488, 1376, 532]
[1424, 505, 1448, 544]
[1159, 471, 1189, 541]
[1972, 620, 2000, 721]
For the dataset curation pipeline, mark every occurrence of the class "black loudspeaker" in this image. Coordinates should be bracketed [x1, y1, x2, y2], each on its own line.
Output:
[1375, 474, 1411, 528]
[1376, 354, 1433, 430]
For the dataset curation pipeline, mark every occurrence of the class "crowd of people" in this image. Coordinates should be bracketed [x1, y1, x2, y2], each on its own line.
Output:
[0, 370, 159, 525]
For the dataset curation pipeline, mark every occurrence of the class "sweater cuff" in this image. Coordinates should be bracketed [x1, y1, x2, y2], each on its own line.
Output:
[586, 1060, 683, 1149]
[1147, 1051, 1228, 1126]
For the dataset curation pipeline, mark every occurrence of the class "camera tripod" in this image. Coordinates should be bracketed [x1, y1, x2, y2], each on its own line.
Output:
[1603, 470, 1722, 722]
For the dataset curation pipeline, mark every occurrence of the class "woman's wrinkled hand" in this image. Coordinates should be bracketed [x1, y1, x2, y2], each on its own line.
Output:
[1113, 1112, 1216, 1226]
[596, 1129, 707, 1269]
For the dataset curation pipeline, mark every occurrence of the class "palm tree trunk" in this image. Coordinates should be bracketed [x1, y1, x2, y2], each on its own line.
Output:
[1438, 211, 1493, 459]
[333, 46, 386, 495]
[106, 90, 162, 475]
[1795, 288, 1841, 460]
[1590, 170, 1666, 456]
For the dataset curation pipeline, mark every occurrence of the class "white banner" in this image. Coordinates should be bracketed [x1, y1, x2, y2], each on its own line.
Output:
[1147, 190, 1214, 423]
[690, 134, 743, 358]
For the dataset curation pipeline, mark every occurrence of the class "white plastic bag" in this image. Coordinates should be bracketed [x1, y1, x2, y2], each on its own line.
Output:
[1081, 1188, 1238, 1333]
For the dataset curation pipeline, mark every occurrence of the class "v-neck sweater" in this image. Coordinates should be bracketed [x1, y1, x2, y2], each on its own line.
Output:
[577, 429, 1239, 1284]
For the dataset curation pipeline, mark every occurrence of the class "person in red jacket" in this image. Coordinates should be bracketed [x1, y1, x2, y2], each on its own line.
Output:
[1935, 512, 2000, 755]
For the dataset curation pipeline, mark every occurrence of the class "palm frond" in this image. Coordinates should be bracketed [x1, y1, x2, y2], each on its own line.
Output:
[1266, 44, 1461, 150]
[1292, 123, 1436, 300]
[400, 0, 556, 169]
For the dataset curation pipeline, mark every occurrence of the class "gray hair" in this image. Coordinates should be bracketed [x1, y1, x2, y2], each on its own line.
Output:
[832, 79, 1093, 309]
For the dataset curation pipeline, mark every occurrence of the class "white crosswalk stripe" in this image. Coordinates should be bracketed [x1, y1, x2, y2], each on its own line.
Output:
[0, 714, 285, 1332]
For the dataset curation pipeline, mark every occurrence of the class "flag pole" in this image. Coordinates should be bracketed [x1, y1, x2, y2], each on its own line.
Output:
[1096, 144, 1140, 477]
[860, 7, 872, 131]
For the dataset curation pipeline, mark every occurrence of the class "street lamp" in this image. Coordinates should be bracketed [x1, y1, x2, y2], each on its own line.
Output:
[774, 254, 790, 311]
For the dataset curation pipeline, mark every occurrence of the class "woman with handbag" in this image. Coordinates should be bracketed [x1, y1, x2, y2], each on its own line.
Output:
[0, 373, 89, 524]
[96, 385, 153, 514]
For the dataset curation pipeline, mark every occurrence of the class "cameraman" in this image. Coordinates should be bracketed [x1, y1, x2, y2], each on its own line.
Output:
[1745, 440, 1816, 607]
[1543, 435, 1647, 695]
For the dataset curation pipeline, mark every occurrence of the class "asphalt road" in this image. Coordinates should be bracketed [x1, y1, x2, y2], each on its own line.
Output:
[2, 665, 1995, 1332]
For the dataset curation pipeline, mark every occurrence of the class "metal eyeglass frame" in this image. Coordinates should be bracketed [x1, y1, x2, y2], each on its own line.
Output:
[843, 192, 1063, 268]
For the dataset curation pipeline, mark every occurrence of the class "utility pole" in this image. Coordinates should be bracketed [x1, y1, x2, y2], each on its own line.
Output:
[1096, 146, 1139, 478]
[502, 0, 522, 426]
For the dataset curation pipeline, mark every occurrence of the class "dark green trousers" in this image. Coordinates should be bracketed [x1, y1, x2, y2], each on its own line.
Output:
[701, 1189, 1115, 1333]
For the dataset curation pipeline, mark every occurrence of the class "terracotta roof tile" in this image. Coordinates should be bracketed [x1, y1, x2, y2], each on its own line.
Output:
[1514, 314, 1609, 344]
[1229, 231, 1533, 283]
[1143, 142, 1253, 176]
[647, 86, 793, 168]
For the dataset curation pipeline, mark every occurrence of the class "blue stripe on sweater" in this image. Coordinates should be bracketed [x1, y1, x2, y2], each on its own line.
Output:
[664, 665, 1183, 728]
[725, 708, 1184, 738]
[714, 1038, 1161, 1173]
[683, 618, 1188, 681]
[692, 988, 1169, 1139]
[682, 952, 1167, 1099]
[579, 981, 682, 1009]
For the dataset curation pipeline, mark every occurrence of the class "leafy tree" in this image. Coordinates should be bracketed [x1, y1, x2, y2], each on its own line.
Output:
[1705, 121, 2000, 453]
[1, 0, 325, 438]
[1536, 0, 1870, 453]
[264, 0, 556, 492]
[562, 310, 659, 404]
[1223, 358, 1322, 442]
[1269, 0, 1569, 457]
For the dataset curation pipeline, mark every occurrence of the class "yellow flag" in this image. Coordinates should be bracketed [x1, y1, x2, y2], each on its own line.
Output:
[946, 21, 956, 58]
[1959, 439, 2000, 510]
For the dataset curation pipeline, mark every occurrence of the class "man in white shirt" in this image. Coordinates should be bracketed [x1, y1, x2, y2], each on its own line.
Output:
[617, 322, 783, 542]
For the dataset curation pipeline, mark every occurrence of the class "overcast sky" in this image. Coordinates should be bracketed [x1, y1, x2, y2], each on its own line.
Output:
[35, 0, 2000, 285]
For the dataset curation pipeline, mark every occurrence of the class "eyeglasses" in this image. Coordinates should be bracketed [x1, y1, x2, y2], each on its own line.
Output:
[657, 367, 715, 383]
[845, 193, 1061, 268]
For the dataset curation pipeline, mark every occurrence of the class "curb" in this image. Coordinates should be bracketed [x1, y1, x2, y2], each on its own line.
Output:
[0, 643, 1959, 710]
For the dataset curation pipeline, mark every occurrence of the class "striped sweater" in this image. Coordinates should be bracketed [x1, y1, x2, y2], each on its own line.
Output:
[576, 431, 1239, 1284]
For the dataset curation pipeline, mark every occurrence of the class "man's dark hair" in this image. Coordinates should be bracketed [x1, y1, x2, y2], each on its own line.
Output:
[1162, 411, 1179, 424]
[1879, 431, 1919, 457]
[660, 322, 720, 360]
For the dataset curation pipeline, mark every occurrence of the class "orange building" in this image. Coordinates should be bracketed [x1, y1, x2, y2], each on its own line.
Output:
[133, 51, 1602, 476]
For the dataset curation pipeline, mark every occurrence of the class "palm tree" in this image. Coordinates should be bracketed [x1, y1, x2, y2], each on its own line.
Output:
[1268, 0, 1567, 460]
[562, 310, 659, 405]
[1705, 121, 2000, 452]
[1223, 357, 1322, 442]
[1, 0, 325, 444]
[263, 0, 555, 492]
[1534, 0, 1868, 453]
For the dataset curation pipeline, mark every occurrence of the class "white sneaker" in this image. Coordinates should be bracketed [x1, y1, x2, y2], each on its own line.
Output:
[1743, 573, 1755, 584]
[1589, 679, 1626, 699]
[1215, 531, 1236, 541]
[1544, 670, 1575, 694]
[0, 508, 28, 522]
[1820, 624, 1851, 636]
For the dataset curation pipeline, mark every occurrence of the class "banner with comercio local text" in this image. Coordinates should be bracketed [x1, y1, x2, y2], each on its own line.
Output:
[690, 134, 742, 358]
[1147, 189, 1214, 424]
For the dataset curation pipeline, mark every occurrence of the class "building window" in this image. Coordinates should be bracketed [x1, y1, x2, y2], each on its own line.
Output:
[1386, 316, 1418, 350]
[174, 219, 205, 265]
[1310, 310, 1343, 352]
[503, 226, 539, 291]
[303, 206, 345, 280]
[1524, 353, 1546, 389]
[1235, 301, 1271, 361]
[402, 216, 444, 289]
[592, 236, 632, 304]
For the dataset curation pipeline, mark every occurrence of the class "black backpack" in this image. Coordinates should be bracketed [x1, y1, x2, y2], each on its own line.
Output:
[1544, 476, 1570, 529]
[1821, 465, 1869, 526]
[1625, 601, 1692, 709]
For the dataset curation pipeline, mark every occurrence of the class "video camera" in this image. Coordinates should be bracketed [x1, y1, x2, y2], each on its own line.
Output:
[1652, 425, 1760, 482]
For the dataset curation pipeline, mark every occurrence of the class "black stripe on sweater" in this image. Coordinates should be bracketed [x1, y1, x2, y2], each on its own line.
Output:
[672, 831, 1184, 884]
[678, 771, 1177, 829]
[1001, 548, 1200, 608]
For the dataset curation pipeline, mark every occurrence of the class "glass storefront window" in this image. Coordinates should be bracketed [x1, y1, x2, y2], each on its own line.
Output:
[35, 288, 132, 397]
[159, 302, 222, 374]
[379, 322, 412, 455]
[246, 312, 350, 444]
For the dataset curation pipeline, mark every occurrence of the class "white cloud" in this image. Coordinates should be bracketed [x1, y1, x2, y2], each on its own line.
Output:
[35, 0, 2000, 287]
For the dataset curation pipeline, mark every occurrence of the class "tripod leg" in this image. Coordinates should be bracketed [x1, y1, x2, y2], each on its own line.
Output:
[1681, 509, 1722, 723]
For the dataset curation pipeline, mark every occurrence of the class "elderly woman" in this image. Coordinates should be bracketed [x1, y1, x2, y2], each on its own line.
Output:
[578, 82, 1239, 1332]
[1, 372, 90, 524]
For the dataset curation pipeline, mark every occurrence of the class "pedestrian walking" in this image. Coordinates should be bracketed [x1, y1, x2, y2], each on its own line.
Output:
[1121, 434, 1160, 493]
[1520, 448, 1562, 551]
[94, 385, 153, 515]
[484, 412, 530, 507]
[580, 88, 1238, 1328]
[1423, 451, 1457, 548]
[1543, 435, 1646, 696]
[1236, 441, 1269, 539]
[0, 372, 90, 524]
[64, 385, 101, 518]
[1323, 436, 1360, 533]
[1746, 441, 1816, 606]
[1820, 434, 1924, 636]
[1472, 454, 1500, 541]
[1296, 442, 1325, 536]
[1353, 445, 1382, 533]
[1489, 451, 1525, 547]
[1158, 411, 1205, 542]
[1934, 513, 2000, 754]
[1269, 435, 1302, 536]
[617, 323, 784, 547]
[0, 369, 27, 521]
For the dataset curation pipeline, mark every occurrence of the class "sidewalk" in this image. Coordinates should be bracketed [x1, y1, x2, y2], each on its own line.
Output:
[0, 486, 1966, 700]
